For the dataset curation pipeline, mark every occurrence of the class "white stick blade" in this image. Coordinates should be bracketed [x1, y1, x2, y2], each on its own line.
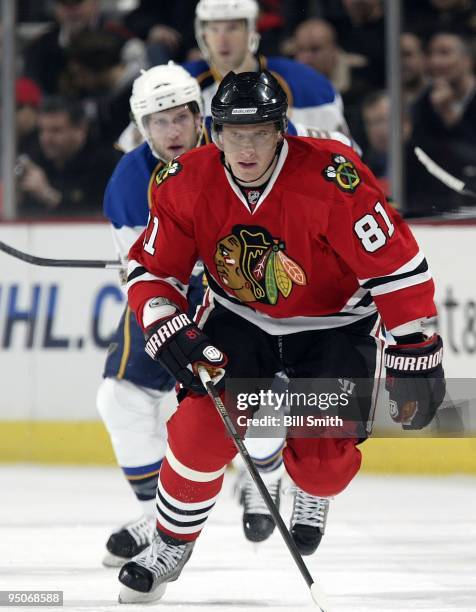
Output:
[414, 146, 465, 193]
[310, 582, 331, 611]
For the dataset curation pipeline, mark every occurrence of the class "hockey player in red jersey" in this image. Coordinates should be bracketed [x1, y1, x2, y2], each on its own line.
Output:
[119, 70, 446, 603]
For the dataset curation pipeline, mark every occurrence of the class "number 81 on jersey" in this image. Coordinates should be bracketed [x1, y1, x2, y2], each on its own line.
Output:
[354, 201, 395, 252]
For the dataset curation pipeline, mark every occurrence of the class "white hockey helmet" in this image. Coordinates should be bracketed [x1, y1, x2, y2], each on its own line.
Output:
[195, 0, 260, 60]
[130, 61, 203, 148]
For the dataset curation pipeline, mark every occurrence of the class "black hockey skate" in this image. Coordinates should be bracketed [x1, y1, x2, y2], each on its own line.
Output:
[290, 488, 330, 555]
[240, 474, 281, 543]
[118, 532, 195, 604]
[103, 514, 156, 567]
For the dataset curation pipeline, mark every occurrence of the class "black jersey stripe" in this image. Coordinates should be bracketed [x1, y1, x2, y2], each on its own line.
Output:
[156, 505, 210, 528]
[361, 258, 429, 290]
[127, 265, 148, 283]
[156, 486, 216, 517]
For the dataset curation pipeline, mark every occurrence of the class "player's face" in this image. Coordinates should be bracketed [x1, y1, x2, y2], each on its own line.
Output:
[203, 20, 249, 72]
[144, 105, 201, 161]
[220, 123, 282, 183]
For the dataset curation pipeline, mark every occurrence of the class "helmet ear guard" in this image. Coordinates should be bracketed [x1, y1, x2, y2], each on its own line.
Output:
[211, 121, 223, 149]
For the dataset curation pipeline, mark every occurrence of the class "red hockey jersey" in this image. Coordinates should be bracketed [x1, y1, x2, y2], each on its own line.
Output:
[127, 137, 436, 334]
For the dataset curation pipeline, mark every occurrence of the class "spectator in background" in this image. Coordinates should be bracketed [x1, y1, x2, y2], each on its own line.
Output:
[328, 0, 386, 91]
[361, 90, 412, 199]
[65, 29, 139, 144]
[17, 0, 51, 22]
[281, 0, 347, 39]
[293, 19, 340, 84]
[15, 77, 42, 154]
[406, 31, 476, 215]
[406, 0, 476, 41]
[24, 0, 131, 95]
[361, 91, 398, 199]
[17, 97, 121, 218]
[361, 91, 390, 194]
[401, 32, 428, 106]
[123, 0, 196, 64]
[255, 0, 286, 56]
[291, 17, 369, 135]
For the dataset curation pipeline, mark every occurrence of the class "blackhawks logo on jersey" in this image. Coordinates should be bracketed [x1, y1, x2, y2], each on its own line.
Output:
[323, 154, 360, 193]
[214, 225, 307, 305]
[155, 159, 182, 187]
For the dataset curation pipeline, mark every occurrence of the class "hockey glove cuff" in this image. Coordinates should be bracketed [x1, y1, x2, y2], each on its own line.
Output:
[144, 313, 228, 394]
[384, 333, 445, 430]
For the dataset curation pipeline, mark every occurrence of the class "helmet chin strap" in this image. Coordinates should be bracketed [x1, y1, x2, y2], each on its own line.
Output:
[223, 140, 283, 186]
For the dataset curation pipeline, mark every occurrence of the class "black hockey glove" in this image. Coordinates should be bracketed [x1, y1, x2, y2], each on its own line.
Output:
[384, 334, 445, 430]
[144, 313, 228, 394]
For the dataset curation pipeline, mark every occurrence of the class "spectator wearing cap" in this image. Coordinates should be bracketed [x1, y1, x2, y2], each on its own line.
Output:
[15, 77, 42, 154]
[24, 0, 131, 95]
[17, 96, 121, 218]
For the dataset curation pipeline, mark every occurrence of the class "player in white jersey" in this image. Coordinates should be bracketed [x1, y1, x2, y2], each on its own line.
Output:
[185, 0, 349, 132]
[97, 63, 206, 567]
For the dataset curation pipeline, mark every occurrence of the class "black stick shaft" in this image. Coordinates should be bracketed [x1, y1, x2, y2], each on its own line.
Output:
[0, 240, 122, 269]
[198, 368, 329, 610]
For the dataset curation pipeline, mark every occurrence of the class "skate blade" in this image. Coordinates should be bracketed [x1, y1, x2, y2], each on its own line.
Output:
[102, 552, 128, 568]
[118, 582, 167, 604]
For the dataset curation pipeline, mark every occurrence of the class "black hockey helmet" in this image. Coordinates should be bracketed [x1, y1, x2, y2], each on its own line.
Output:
[211, 70, 288, 133]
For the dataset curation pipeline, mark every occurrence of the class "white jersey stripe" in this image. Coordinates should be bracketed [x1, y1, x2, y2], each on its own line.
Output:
[211, 290, 376, 335]
[370, 271, 432, 297]
[359, 251, 426, 284]
[156, 499, 213, 524]
[126, 259, 189, 298]
[165, 446, 227, 482]
[156, 515, 208, 535]
[194, 288, 215, 328]
[366, 319, 385, 434]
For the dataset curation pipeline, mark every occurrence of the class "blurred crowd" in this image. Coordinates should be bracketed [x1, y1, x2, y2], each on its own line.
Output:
[2, 0, 476, 218]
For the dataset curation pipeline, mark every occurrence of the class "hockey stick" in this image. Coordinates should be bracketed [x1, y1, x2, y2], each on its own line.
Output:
[414, 147, 476, 198]
[0, 240, 122, 269]
[198, 367, 331, 611]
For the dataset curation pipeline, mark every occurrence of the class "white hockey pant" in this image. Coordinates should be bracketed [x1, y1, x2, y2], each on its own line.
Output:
[96, 378, 176, 467]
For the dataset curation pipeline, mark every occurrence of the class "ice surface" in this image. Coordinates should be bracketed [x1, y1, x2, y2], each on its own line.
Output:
[1, 466, 475, 612]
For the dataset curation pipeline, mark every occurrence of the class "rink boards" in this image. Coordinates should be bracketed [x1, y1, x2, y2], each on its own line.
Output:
[0, 220, 475, 470]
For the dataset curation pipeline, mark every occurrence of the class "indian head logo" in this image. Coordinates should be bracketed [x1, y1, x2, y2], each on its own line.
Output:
[214, 225, 307, 305]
